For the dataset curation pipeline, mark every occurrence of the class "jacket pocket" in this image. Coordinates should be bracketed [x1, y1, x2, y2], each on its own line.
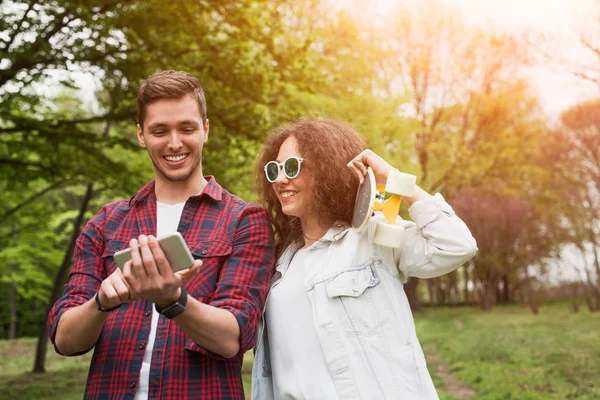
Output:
[325, 260, 390, 335]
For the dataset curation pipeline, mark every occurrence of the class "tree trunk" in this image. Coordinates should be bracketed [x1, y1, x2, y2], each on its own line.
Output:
[480, 280, 497, 311]
[436, 278, 446, 306]
[525, 280, 540, 315]
[463, 265, 469, 304]
[570, 283, 581, 313]
[33, 183, 95, 373]
[404, 278, 421, 312]
[448, 270, 458, 305]
[591, 243, 600, 292]
[584, 291, 597, 312]
[9, 282, 17, 340]
[502, 273, 510, 303]
[426, 279, 435, 306]
[496, 281, 503, 304]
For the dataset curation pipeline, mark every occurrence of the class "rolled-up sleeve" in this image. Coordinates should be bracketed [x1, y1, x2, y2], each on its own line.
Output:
[394, 193, 477, 280]
[47, 207, 106, 349]
[185, 204, 275, 356]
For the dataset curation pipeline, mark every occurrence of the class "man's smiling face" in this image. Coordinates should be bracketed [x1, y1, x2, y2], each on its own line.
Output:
[137, 94, 209, 184]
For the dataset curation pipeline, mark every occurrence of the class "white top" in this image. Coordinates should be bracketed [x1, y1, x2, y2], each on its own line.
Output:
[134, 201, 186, 400]
[266, 248, 339, 400]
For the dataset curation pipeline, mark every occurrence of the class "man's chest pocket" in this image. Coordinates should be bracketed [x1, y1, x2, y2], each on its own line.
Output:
[100, 240, 127, 278]
[187, 240, 233, 300]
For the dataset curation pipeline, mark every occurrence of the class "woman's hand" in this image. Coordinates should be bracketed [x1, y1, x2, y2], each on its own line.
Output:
[347, 149, 395, 186]
[347, 149, 432, 206]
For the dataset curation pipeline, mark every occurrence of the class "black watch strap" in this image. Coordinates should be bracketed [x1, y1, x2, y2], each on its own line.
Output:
[95, 292, 122, 312]
[155, 289, 187, 319]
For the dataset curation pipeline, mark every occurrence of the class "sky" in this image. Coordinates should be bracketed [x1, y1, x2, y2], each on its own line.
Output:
[336, 0, 599, 117]
[443, 0, 599, 117]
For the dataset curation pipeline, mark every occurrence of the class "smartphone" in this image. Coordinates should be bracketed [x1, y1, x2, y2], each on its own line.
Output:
[113, 232, 195, 272]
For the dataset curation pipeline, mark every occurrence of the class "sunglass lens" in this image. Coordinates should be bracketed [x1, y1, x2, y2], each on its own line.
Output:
[266, 162, 279, 182]
[284, 158, 299, 178]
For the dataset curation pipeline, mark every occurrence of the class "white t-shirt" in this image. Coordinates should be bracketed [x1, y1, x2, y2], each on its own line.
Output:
[134, 201, 186, 400]
[266, 248, 340, 400]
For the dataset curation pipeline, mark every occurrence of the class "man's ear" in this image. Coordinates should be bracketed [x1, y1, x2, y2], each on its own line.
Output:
[203, 119, 210, 144]
[137, 124, 146, 148]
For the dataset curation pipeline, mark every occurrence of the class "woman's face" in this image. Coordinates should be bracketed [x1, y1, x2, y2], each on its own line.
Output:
[271, 136, 314, 221]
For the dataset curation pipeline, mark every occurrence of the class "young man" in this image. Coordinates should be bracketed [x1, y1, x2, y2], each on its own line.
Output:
[48, 70, 275, 399]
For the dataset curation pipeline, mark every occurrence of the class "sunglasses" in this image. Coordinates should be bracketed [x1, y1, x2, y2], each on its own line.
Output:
[264, 156, 304, 183]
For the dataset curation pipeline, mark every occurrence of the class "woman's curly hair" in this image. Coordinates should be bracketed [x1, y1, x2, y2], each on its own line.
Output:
[255, 118, 366, 257]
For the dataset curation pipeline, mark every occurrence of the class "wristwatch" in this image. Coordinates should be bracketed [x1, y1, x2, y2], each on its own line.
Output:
[155, 289, 187, 319]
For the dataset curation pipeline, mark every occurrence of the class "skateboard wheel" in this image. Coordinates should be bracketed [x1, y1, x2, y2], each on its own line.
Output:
[373, 222, 404, 248]
[385, 170, 416, 196]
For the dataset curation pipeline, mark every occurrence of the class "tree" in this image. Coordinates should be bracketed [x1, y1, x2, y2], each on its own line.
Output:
[1, 0, 403, 373]
[554, 99, 600, 311]
[365, 0, 544, 309]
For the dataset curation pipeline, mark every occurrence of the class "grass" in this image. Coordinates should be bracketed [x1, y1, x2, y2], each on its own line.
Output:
[416, 303, 600, 399]
[1, 303, 598, 399]
[0, 338, 92, 400]
[0, 338, 254, 400]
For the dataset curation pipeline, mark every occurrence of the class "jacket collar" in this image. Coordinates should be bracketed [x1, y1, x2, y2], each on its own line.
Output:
[320, 225, 350, 242]
[274, 225, 351, 274]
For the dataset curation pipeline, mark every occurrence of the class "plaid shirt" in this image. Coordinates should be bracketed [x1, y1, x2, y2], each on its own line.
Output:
[48, 178, 275, 399]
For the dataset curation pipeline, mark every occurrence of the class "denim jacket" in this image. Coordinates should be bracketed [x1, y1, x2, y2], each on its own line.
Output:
[252, 194, 477, 400]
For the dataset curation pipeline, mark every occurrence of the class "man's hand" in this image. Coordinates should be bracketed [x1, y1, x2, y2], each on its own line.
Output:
[122, 235, 202, 307]
[97, 267, 134, 310]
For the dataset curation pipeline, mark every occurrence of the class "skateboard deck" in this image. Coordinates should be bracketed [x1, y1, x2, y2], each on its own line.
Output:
[352, 167, 376, 230]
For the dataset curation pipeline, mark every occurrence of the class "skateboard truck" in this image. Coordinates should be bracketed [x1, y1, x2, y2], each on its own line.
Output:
[352, 167, 417, 247]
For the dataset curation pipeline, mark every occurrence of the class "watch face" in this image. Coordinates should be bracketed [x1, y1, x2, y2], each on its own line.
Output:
[162, 303, 185, 319]
[156, 290, 187, 319]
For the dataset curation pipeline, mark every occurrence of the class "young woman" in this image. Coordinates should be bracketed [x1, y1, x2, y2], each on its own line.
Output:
[252, 119, 477, 400]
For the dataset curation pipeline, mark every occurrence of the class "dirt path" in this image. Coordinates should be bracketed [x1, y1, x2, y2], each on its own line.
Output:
[426, 318, 476, 399]
[426, 351, 476, 399]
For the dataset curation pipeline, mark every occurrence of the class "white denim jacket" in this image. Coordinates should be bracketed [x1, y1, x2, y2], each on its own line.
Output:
[252, 193, 477, 400]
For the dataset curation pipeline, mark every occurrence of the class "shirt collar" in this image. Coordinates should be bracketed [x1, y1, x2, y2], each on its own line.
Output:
[275, 225, 351, 273]
[194, 176, 223, 201]
[320, 225, 351, 243]
[129, 176, 223, 207]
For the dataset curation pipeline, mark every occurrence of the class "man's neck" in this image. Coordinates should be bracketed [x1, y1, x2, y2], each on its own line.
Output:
[154, 175, 208, 205]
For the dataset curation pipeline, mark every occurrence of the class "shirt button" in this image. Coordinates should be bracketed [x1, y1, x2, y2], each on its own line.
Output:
[130, 382, 136, 389]
[201, 249, 208, 255]
[144, 310, 151, 317]
[139, 343, 145, 350]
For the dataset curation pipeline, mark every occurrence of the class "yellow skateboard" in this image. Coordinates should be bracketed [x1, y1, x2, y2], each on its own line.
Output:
[352, 168, 417, 247]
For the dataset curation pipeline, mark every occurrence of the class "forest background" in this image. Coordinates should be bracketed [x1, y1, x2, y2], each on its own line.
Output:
[1, 0, 599, 398]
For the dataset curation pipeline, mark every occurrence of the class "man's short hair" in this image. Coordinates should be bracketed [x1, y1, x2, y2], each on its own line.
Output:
[137, 70, 207, 129]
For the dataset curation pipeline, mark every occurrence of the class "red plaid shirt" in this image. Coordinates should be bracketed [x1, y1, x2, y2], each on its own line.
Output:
[48, 178, 275, 399]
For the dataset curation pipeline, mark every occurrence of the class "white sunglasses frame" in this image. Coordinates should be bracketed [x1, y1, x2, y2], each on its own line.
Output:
[264, 156, 304, 183]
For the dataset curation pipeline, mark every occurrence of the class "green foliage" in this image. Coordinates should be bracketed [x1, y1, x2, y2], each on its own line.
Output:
[0, 0, 398, 340]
